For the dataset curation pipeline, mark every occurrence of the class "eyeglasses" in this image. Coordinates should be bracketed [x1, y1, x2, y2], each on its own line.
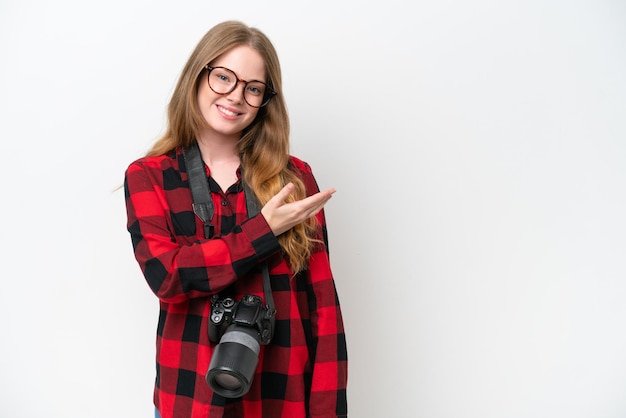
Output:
[205, 65, 277, 108]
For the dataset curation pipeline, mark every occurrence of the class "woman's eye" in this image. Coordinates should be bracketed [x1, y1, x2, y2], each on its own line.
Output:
[247, 84, 264, 96]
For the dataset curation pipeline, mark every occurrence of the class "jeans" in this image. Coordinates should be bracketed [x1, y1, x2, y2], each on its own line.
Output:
[155, 408, 161, 418]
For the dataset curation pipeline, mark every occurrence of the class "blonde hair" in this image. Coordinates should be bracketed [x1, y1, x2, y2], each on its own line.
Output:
[146, 21, 316, 272]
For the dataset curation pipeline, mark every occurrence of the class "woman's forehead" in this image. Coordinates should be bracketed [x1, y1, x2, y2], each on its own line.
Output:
[212, 45, 266, 80]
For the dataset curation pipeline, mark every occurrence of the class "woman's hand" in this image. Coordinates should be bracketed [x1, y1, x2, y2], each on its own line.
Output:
[261, 183, 336, 236]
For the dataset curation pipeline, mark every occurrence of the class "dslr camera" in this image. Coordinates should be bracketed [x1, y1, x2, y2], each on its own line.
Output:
[206, 294, 275, 398]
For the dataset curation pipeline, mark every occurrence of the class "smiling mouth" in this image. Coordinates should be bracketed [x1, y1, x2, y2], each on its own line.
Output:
[217, 105, 241, 117]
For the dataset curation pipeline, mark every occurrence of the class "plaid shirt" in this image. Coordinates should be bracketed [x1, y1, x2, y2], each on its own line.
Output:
[124, 147, 348, 418]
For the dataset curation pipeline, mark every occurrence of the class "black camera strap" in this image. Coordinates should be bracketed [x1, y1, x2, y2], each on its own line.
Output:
[183, 142, 276, 324]
[185, 142, 215, 239]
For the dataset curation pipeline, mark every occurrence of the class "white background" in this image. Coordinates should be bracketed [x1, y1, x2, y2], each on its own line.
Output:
[1, 0, 625, 417]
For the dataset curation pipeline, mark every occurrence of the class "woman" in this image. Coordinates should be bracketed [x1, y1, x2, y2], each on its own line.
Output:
[124, 21, 348, 418]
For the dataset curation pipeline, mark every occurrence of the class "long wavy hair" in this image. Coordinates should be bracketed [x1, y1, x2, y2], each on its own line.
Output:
[146, 21, 316, 273]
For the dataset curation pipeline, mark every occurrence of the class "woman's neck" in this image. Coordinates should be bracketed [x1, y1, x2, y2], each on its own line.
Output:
[196, 134, 239, 166]
[196, 134, 241, 192]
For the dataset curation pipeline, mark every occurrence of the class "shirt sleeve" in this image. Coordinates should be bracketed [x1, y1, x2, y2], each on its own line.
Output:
[297, 161, 349, 418]
[306, 250, 349, 418]
[124, 160, 281, 304]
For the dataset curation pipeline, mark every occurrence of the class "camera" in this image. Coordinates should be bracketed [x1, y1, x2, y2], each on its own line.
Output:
[206, 294, 275, 398]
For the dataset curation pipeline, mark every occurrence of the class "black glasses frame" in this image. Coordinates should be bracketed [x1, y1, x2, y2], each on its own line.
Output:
[205, 65, 277, 108]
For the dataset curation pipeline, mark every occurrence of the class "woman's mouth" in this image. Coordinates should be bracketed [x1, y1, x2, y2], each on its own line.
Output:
[217, 105, 241, 117]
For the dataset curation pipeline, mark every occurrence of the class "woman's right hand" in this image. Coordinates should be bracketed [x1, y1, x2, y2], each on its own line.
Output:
[261, 183, 336, 236]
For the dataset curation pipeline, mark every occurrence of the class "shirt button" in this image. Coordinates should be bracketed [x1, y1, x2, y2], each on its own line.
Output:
[221, 200, 228, 206]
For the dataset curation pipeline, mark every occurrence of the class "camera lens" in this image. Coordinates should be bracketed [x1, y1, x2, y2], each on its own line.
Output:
[214, 373, 241, 390]
[206, 325, 261, 398]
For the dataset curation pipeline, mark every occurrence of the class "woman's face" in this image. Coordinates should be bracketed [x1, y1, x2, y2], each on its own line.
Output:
[197, 45, 266, 139]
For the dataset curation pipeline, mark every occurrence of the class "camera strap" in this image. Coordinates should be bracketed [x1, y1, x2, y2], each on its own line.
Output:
[183, 142, 276, 324]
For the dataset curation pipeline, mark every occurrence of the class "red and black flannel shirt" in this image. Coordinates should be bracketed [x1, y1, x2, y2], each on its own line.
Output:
[124, 147, 348, 418]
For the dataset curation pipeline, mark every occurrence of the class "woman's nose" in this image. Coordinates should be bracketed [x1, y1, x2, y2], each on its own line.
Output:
[226, 81, 246, 103]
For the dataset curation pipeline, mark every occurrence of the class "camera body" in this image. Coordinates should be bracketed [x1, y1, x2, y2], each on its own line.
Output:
[208, 294, 274, 345]
[206, 294, 275, 398]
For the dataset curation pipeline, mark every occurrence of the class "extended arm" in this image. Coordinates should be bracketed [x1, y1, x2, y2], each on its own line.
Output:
[124, 160, 281, 303]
